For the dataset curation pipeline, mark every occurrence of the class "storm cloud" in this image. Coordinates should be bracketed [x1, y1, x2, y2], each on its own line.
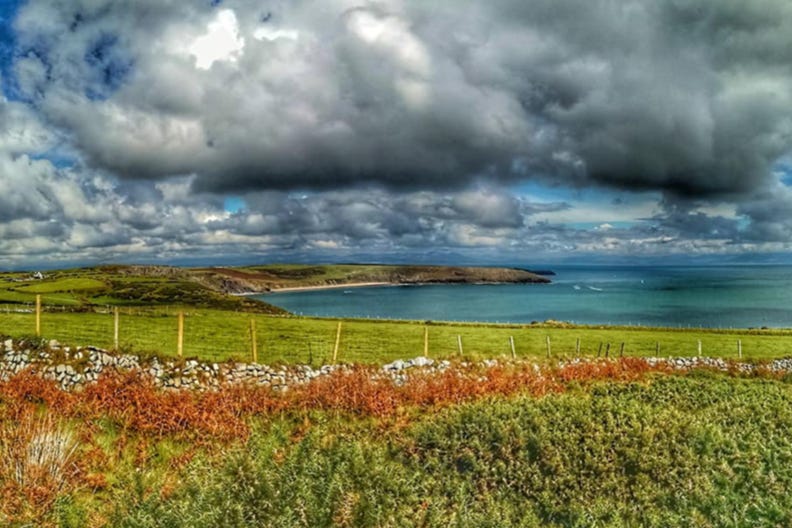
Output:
[7, 0, 792, 196]
[4, 1, 792, 266]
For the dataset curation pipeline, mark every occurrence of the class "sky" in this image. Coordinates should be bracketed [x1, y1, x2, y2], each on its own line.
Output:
[2, 0, 792, 269]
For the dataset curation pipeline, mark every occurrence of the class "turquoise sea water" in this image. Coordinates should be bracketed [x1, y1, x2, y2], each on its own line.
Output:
[255, 266, 792, 328]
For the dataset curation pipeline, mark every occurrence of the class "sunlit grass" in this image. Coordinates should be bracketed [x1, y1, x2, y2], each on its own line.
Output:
[12, 278, 108, 295]
[1, 307, 790, 364]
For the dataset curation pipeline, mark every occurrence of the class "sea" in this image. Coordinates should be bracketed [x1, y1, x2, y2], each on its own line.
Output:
[254, 265, 792, 328]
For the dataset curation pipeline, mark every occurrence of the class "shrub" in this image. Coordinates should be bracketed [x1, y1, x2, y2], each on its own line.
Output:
[0, 412, 78, 524]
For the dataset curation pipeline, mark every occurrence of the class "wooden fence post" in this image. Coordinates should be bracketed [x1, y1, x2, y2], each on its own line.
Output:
[655, 342, 660, 356]
[545, 336, 551, 358]
[35, 295, 41, 337]
[424, 326, 429, 357]
[575, 337, 581, 355]
[333, 322, 342, 363]
[597, 342, 602, 357]
[605, 343, 610, 358]
[738, 339, 742, 359]
[697, 340, 702, 357]
[250, 319, 258, 364]
[114, 307, 120, 350]
[457, 335, 463, 356]
[177, 311, 184, 358]
[619, 342, 625, 357]
[509, 336, 516, 359]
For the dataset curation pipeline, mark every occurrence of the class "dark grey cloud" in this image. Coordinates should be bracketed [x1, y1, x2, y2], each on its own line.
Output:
[737, 185, 792, 242]
[215, 186, 536, 247]
[649, 198, 741, 242]
[5, 83, 792, 265]
[1, 149, 792, 265]
[9, 0, 792, 197]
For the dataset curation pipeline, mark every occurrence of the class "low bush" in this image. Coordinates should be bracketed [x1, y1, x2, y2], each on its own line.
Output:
[3, 361, 792, 526]
[111, 376, 792, 527]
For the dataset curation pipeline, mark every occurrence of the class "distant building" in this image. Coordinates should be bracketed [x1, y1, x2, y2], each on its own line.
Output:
[32, 272, 44, 280]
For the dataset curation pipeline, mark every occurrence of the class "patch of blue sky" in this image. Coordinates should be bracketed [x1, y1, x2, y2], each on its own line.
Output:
[29, 148, 77, 169]
[736, 217, 751, 230]
[511, 179, 659, 207]
[0, 0, 24, 100]
[774, 159, 792, 185]
[224, 196, 246, 213]
[510, 180, 577, 202]
[513, 179, 663, 229]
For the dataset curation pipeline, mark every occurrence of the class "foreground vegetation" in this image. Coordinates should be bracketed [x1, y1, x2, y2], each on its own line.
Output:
[2, 361, 792, 527]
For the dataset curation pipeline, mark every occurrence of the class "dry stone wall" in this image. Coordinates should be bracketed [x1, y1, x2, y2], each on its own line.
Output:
[1, 337, 791, 392]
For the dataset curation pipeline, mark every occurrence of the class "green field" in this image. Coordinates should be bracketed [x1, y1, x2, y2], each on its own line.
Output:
[0, 267, 285, 313]
[242, 263, 394, 282]
[11, 277, 108, 294]
[1, 306, 790, 364]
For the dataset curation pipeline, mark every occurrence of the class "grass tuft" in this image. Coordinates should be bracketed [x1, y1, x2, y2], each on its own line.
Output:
[0, 412, 78, 524]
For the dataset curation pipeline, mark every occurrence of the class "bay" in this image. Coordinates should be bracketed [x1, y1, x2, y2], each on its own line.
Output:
[254, 265, 792, 328]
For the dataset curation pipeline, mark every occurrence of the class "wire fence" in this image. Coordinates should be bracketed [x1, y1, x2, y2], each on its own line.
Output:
[0, 298, 788, 365]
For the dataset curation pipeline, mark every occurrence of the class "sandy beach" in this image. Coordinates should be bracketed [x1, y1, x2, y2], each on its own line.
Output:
[269, 281, 391, 293]
[231, 281, 393, 296]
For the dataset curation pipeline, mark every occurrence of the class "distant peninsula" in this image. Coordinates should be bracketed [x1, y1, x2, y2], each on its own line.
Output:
[192, 264, 552, 295]
[0, 264, 550, 315]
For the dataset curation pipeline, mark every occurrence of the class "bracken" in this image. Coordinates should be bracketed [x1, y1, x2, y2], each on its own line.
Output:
[0, 357, 758, 524]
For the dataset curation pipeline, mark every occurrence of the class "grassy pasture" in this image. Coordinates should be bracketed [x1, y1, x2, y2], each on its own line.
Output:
[243, 263, 389, 280]
[11, 277, 108, 294]
[0, 269, 284, 312]
[1, 307, 791, 364]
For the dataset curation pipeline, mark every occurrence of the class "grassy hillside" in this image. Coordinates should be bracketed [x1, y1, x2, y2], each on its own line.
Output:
[0, 266, 286, 314]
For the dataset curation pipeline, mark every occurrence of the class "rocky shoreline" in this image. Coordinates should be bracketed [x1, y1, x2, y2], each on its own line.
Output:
[1, 338, 790, 392]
